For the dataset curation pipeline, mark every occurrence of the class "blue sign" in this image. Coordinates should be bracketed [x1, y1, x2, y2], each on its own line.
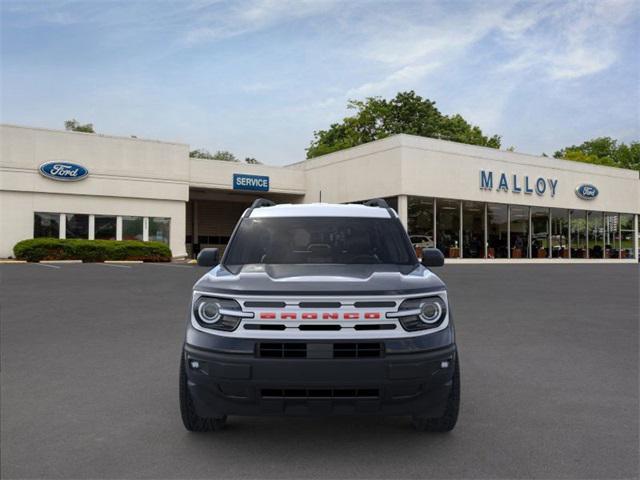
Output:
[39, 161, 89, 182]
[480, 170, 558, 197]
[233, 173, 269, 192]
[575, 184, 598, 200]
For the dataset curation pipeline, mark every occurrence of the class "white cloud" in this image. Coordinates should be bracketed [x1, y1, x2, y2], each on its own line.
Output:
[347, 63, 440, 97]
[499, 0, 637, 79]
[183, 0, 341, 44]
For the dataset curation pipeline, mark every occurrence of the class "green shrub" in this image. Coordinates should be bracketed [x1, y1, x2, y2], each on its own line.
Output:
[13, 238, 172, 262]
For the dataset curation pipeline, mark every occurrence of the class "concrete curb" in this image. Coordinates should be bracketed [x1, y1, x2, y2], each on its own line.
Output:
[104, 260, 144, 264]
[40, 260, 82, 264]
[0, 260, 27, 264]
[444, 258, 638, 264]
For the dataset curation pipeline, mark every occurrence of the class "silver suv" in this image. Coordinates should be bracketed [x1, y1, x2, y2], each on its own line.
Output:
[180, 199, 460, 432]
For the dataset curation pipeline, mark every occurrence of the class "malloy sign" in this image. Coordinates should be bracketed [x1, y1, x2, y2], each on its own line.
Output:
[480, 170, 558, 197]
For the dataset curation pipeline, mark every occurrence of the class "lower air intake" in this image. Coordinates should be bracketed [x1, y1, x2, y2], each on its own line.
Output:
[261, 388, 379, 398]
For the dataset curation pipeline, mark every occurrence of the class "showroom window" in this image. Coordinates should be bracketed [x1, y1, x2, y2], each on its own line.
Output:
[588, 211, 604, 258]
[34, 212, 60, 238]
[531, 207, 550, 259]
[620, 214, 635, 259]
[570, 210, 587, 258]
[551, 209, 570, 258]
[462, 201, 484, 258]
[65, 214, 89, 239]
[122, 216, 143, 241]
[436, 199, 460, 258]
[510, 206, 529, 259]
[407, 196, 434, 250]
[95, 215, 117, 240]
[149, 217, 170, 244]
[603, 213, 619, 259]
[487, 203, 508, 259]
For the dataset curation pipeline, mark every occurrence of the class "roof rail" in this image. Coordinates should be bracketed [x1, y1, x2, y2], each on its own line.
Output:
[244, 198, 276, 218]
[250, 198, 276, 209]
[364, 198, 389, 208]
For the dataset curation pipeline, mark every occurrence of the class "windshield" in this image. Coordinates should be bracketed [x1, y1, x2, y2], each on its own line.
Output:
[223, 217, 417, 267]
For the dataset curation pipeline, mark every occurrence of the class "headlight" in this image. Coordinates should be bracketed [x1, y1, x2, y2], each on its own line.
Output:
[419, 300, 443, 324]
[395, 296, 447, 331]
[198, 301, 221, 324]
[193, 296, 243, 331]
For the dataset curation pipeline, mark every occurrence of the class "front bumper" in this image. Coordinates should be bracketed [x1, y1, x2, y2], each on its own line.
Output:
[183, 339, 457, 418]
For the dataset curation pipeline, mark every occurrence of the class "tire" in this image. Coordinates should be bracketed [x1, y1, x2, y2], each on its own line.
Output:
[179, 354, 227, 432]
[412, 355, 460, 432]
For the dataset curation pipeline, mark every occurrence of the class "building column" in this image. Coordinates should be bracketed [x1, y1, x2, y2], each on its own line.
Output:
[116, 216, 123, 241]
[143, 217, 149, 242]
[568, 210, 572, 259]
[88, 215, 95, 240]
[59, 213, 66, 239]
[483, 203, 488, 259]
[634, 214, 639, 260]
[397, 195, 408, 231]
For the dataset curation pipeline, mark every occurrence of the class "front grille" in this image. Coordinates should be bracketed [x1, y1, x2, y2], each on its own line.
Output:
[258, 342, 384, 359]
[259, 343, 306, 358]
[298, 324, 341, 331]
[333, 343, 383, 358]
[244, 324, 286, 330]
[261, 388, 379, 398]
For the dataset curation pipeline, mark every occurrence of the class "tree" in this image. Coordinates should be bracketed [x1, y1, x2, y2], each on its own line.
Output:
[64, 119, 94, 133]
[306, 91, 501, 158]
[244, 157, 262, 164]
[554, 137, 640, 172]
[189, 149, 239, 162]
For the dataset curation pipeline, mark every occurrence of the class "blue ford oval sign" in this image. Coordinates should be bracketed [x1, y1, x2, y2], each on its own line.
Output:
[39, 161, 89, 182]
[575, 184, 598, 200]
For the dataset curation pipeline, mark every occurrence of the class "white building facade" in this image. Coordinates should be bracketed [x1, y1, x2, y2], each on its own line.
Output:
[1, 124, 638, 262]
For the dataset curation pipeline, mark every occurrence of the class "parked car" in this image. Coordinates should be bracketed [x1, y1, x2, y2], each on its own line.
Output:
[410, 234, 435, 249]
[180, 199, 459, 432]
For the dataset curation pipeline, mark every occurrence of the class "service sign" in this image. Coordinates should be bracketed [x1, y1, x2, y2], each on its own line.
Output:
[575, 184, 598, 200]
[39, 161, 89, 182]
[233, 173, 269, 192]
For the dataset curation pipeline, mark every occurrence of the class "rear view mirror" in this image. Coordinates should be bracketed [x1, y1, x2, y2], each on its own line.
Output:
[421, 248, 445, 267]
[197, 248, 220, 267]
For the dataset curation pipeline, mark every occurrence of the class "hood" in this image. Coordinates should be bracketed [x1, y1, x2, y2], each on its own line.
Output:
[194, 264, 446, 296]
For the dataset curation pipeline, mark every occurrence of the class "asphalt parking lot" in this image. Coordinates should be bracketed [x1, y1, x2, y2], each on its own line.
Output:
[1, 263, 638, 479]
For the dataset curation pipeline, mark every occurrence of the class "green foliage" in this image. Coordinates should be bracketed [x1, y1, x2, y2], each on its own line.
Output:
[64, 119, 95, 133]
[189, 149, 239, 162]
[13, 238, 171, 262]
[190, 149, 215, 159]
[306, 91, 501, 158]
[554, 137, 640, 171]
[244, 157, 261, 164]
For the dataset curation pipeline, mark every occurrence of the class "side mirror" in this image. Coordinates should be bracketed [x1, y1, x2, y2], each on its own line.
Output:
[197, 248, 220, 267]
[421, 248, 445, 267]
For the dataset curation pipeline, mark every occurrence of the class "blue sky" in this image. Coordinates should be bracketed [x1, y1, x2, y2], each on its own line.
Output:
[2, 0, 639, 165]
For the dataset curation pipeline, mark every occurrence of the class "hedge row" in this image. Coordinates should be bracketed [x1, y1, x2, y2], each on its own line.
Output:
[13, 238, 172, 262]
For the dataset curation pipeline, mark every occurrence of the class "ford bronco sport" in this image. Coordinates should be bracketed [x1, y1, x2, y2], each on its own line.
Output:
[180, 199, 460, 432]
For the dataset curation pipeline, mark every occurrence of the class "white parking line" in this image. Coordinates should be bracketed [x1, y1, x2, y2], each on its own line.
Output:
[36, 263, 61, 269]
[96, 263, 132, 269]
[149, 263, 194, 268]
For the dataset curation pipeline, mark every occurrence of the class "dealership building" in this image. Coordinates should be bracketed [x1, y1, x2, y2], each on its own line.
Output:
[1, 124, 638, 262]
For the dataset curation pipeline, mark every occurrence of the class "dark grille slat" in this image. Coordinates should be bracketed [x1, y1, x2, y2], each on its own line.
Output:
[298, 302, 342, 308]
[244, 301, 286, 308]
[261, 388, 379, 399]
[353, 301, 396, 308]
[258, 342, 383, 359]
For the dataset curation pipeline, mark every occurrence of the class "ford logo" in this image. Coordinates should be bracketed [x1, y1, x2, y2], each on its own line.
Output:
[39, 161, 89, 182]
[575, 184, 598, 200]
